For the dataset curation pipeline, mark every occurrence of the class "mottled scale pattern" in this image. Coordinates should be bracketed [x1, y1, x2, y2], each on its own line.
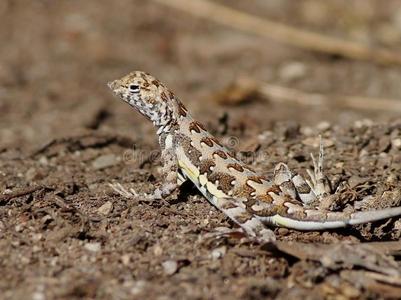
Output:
[180, 116, 277, 203]
[108, 70, 401, 243]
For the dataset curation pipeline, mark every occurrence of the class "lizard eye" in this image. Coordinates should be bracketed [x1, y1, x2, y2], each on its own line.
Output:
[129, 84, 140, 93]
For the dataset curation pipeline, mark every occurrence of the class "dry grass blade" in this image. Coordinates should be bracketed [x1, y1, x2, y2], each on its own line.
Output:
[154, 0, 401, 65]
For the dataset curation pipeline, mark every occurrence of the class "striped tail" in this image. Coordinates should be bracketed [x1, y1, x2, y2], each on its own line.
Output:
[260, 206, 401, 230]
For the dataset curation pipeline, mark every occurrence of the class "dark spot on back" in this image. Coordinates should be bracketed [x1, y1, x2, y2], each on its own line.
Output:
[243, 165, 256, 173]
[189, 121, 202, 133]
[213, 150, 228, 159]
[235, 182, 256, 199]
[207, 172, 236, 194]
[209, 136, 223, 147]
[178, 134, 202, 165]
[227, 163, 244, 172]
[177, 100, 187, 117]
[199, 159, 216, 175]
[200, 137, 214, 147]
[193, 121, 206, 131]
[247, 175, 263, 185]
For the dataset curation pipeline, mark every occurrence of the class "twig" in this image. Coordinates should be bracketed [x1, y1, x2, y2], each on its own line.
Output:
[31, 133, 134, 157]
[364, 271, 401, 286]
[0, 185, 44, 203]
[153, 0, 401, 65]
[215, 77, 401, 113]
[258, 82, 401, 113]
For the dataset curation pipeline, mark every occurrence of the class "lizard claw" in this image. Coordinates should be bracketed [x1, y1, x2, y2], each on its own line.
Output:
[109, 182, 178, 202]
[109, 183, 139, 198]
[109, 182, 155, 201]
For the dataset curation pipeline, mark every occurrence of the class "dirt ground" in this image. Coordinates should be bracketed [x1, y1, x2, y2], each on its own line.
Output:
[1, 1, 401, 299]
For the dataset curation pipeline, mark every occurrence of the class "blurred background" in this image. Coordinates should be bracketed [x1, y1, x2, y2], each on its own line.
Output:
[1, 0, 401, 151]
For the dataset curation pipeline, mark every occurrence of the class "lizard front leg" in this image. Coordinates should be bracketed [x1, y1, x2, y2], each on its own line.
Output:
[149, 146, 182, 200]
[110, 145, 184, 201]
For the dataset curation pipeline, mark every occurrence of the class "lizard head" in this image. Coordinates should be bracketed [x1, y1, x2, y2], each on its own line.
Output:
[108, 71, 182, 128]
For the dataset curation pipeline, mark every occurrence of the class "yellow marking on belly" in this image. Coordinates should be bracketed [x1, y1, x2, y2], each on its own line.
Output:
[206, 181, 227, 198]
[178, 159, 200, 183]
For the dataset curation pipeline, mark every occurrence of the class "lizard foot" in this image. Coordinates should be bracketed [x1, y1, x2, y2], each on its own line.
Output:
[109, 182, 179, 201]
[273, 137, 332, 206]
[109, 182, 138, 198]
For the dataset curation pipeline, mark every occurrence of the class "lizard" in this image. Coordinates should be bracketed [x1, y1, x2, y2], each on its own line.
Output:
[107, 71, 401, 243]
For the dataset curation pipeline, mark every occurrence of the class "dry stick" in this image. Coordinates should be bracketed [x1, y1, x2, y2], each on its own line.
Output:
[0, 185, 44, 203]
[218, 77, 401, 113]
[153, 0, 401, 66]
[257, 82, 401, 113]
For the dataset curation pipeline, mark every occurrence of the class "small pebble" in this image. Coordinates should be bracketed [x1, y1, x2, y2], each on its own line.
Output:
[121, 254, 131, 266]
[354, 119, 373, 128]
[392, 138, 401, 149]
[279, 62, 307, 81]
[15, 224, 24, 232]
[162, 260, 178, 275]
[211, 246, 227, 260]
[316, 121, 331, 132]
[153, 244, 163, 256]
[25, 168, 38, 181]
[302, 137, 333, 148]
[32, 245, 41, 253]
[38, 156, 48, 165]
[84, 242, 101, 252]
[130, 280, 147, 295]
[97, 201, 113, 216]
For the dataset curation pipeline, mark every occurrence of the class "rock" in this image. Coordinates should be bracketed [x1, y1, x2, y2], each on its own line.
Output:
[162, 260, 178, 275]
[354, 119, 373, 129]
[316, 121, 331, 132]
[84, 242, 101, 252]
[211, 246, 227, 260]
[129, 280, 147, 296]
[38, 156, 48, 165]
[153, 244, 163, 256]
[25, 167, 38, 181]
[392, 138, 401, 149]
[97, 201, 113, 216]
[302, 137, 334, 148]
[121, 254, 131, 266]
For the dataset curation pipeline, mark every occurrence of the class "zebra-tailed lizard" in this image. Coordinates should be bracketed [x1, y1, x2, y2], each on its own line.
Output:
[108, 71, 401, 243]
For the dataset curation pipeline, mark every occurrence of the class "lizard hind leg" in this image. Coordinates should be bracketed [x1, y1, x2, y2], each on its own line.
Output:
[217, 197, 276, 244]
[273, 138, 332, 205]
[273, 162, 318, 205]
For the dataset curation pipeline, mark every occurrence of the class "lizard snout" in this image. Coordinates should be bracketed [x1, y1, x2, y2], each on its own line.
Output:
[107, 80, 118, 90]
